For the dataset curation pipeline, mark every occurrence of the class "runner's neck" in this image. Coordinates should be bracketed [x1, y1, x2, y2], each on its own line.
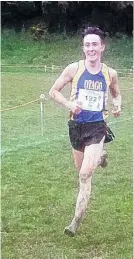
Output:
[85, 59, 102, 75]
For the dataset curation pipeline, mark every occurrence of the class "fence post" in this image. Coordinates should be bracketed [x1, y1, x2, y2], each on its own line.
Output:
[40, 94, 46, 136]
[52, 64, 54, 72]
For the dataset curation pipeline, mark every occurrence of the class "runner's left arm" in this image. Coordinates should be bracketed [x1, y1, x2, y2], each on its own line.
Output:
[109, 69, 121, 117]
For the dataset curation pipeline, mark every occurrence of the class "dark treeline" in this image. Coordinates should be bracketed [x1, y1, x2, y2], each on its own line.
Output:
[1, 1, 133, 36]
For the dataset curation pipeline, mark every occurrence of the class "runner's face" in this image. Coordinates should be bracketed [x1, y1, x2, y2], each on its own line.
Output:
[83, 34, 105, 62]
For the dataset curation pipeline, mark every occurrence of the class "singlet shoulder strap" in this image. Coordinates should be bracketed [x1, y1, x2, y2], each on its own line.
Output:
[72, 60, 85, 85]
[70, 60, 85, 103]
[101, 63, 111, 87]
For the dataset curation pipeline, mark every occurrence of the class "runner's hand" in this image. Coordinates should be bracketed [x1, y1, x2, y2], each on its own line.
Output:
[67, 100, 83, 114]
[112, 106, 121, 117]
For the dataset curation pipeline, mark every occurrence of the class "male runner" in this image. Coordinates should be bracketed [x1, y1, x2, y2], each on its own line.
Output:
[49, 27, 121, 236]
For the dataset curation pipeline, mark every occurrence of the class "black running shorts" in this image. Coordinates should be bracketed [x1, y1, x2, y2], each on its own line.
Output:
[68, 120, 115, 151]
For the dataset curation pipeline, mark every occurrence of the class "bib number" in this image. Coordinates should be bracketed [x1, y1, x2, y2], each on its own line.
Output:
[78, 89, 104, 111]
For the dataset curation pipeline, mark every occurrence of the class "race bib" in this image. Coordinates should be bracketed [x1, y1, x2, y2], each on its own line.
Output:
[78, 89, 104, 111]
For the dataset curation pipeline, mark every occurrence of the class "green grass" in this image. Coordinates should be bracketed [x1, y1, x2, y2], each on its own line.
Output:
[1, 30, 133, 69]
[1, 33, 133, 259]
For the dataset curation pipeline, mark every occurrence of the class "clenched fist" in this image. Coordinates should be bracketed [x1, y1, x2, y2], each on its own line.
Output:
[67, 100, 83, 114]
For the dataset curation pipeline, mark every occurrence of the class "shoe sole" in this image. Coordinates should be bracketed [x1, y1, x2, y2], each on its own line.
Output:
[100, 153, 108, 168]
[64, 227, 75, 237]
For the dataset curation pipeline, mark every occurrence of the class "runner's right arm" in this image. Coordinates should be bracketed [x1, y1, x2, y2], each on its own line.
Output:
[49, 63, 82, 114]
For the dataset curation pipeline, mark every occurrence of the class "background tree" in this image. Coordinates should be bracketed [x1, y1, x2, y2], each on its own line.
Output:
[1, 1, 133, 36]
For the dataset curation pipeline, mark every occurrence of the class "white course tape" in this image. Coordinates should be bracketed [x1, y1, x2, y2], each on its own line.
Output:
[108, 117, 132, 125]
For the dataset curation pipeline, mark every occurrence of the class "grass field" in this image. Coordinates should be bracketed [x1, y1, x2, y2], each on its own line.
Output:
[1, 33, 133, 259]
[1, 30, 133, 69]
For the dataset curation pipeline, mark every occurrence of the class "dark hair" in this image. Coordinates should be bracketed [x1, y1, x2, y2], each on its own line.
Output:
[82, 26, 106, 42]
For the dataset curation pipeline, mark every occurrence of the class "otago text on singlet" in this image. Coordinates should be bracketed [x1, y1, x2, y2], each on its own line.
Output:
[70, 60, 111, 122]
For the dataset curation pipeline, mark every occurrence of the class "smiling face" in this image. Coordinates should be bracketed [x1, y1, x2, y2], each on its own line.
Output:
[83, 34, 105, 62]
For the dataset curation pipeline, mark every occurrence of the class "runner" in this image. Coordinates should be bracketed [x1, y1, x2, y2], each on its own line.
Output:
[49, 26, 121, 236]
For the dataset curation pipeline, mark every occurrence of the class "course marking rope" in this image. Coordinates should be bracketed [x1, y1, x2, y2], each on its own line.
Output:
[0, 98, 40, 112]
[108, 117, 132, 125]
[1, 86, 132, 113]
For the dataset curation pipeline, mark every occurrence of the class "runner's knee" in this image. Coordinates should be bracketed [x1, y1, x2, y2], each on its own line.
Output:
[79, 167, 93, 182]
[84, 143, 104, 169]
